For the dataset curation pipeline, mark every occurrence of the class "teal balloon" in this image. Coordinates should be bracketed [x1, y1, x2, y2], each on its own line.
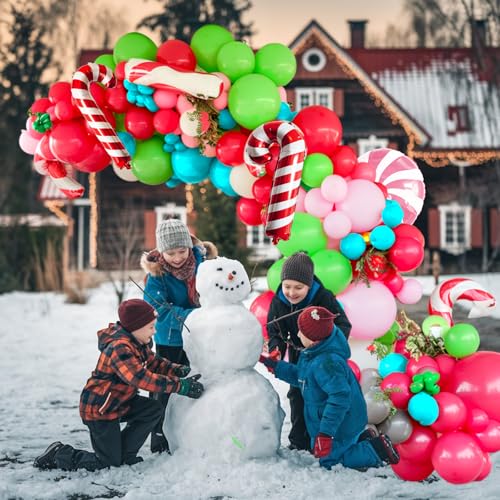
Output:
[172, 147, 212, 184]
[370, 225, 396, 251]
[276, 213, 327, 257]
[382, 200, 404, 227]
[378, 353, 408, 378]
[190, 24, 234, 72]
[166, 177, 181, 188]
[209, 159, 237, 196]
[340, 233, 366, 260]
[218, 109, 237, 130]
[254, 43, 297, 86]
[408, 393, 439, 426]
[277, 102, 294, 121]
[117, 131, 136, 156]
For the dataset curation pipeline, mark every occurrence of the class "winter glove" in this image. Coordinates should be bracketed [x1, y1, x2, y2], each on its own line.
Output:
[258, 354, 278, 374]
[173, 364, 191, 378]
[313, 433, 333, 459]
[178, 374, 204, 399]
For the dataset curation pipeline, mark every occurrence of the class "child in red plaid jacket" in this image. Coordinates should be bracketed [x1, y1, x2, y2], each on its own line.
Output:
[34, 299, 204, 471]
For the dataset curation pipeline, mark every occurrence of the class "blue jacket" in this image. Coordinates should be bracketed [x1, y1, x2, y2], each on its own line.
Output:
[275, 326, 367, 447]
[141, 246, 205, 347]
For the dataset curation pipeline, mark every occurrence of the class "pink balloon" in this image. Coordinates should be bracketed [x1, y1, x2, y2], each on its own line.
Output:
[475, 452, 492, 481]
[296, 187, 307, 212]
[395, 278, 423, 305]
[176, 94, 193, 114]
[19, 130, 39, 155]
[335, 179, 385, 232]
[406, 355, 439, 377]
[434, 354, 456, 391]
[465, 408, 489, 434]
[397, 423, 437, 463]
[202, 143, 217, 158]
[394, 338, 411, 358]
[304, 188, 333, 219]
[25, 117, 45, 140]
[212, 91, 228, 110]
[212, 72, 231, 91]
[347, 359, 361, 381]
[327, 237, 341, 250]
[380, 372, 412, 409]
[432, 432, 484, 484]
[475, 419, 500, 452]
[430, 392, 467, 433]
[323, 211, 352, 239]
[391, 458, 434, 482]
[447, 351, 500, 421]
[181, 134, 200, 148]
[320, 174, 348, 203]
[153, 89, 179, 109]
[338, 281, 397, 340]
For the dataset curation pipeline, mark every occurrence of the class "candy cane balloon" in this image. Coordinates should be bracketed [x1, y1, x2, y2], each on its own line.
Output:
[34, 154, 85, 199]
[244, 121, 306, 244]
[72, 63, 131, 169]
[358, 148, 425, 224]
[428, 278, 496, 326]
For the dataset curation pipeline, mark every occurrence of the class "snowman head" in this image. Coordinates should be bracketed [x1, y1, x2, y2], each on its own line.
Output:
[196, 257, 251, 307]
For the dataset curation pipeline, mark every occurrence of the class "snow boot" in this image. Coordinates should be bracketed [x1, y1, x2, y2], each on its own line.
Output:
[33, 441, 64, 470]
[370, 434, 400, 465]
[357, 427, 378, 443]
[123, 456, 144, 466]
[151, 432, 170, 454]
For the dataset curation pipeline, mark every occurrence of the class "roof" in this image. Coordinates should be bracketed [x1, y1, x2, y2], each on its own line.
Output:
[37, 175, 67, 201]
[0, 214, 66, 228]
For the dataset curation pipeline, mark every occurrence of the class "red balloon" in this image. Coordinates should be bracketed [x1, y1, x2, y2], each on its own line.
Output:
[49, 120, 96, 164]
[347, 359, 361, 381]
[475, 452, 492, 481]
[430, 392, 467, 433]
[125, 107, 155, 140]
[363, 252, 391, 281]
[388, 236, 424, 272]
[249, 291, 275, 340]
[434, 354, 456, 391]
[106, 84, 130, 113]
[157, 39, 197, 71]
[216, 131, 247, 167]
[475, 419, 500, 452]
[350, 161, 376, 181]
[394, 338, 410, 358]
[236, 198, 264, 226]
[447, 351, 500, 421]
[30, 97, 52, 113]
[406, 356, 439, 377]
[49, 81, 72, 103]
[73, 141, 111, 173]
[380, 372, 411, 409]
[383, 268, 404, 294]
[391, 457, 434, 482]
[115, 61, 126, 81]
[54, 100, 80, 121]
[329, 145, 357, 177]
[153, 109, 180, 134]
[431, 432, 484, 484]
[465, 408, 489, 434]
[252, 176, 273, 205]
[292, 105, 342, 156]
[393, 223, 425, 247]
[397, 423, 437, 463]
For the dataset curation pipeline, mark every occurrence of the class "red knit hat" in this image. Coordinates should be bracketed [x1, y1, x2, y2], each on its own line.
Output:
[298, 306, 335, 341]
[118, 299, 157, 332]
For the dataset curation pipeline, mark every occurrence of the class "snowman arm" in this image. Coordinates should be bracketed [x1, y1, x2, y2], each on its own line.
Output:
[266, 302, 287, 355]
[274, 361, 300, 387]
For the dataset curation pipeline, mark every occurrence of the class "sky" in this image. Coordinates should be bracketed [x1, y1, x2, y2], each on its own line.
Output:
[98, 0, 408, 48]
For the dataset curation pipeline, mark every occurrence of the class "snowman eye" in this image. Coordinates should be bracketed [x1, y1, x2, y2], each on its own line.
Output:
[216, 267, 223, 271]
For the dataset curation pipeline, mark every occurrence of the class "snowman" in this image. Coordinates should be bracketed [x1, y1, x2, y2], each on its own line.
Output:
[164, 257, 284, 461]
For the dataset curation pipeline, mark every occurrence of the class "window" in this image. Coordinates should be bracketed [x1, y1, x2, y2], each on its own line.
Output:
[447, 106, 471, 134]
[295, 87, 333, 111]
[246, 225, 281, 260]
[301, 48, 327, 72]
[438, 204, 471, 255]
[155, 203, 187, 227]
[357, 135, 389, 156]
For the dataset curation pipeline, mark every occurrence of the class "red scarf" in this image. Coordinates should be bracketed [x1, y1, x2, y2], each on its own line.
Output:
[159, 250, 199, 307]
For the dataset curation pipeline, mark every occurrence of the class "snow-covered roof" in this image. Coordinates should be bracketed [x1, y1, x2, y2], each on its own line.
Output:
[0, 214, 66, 227]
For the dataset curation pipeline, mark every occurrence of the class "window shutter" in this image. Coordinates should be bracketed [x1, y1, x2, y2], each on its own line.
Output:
[428, 208, 440, 248]
[333, 89, 344, 116]
[144, 210, 157, 250]
[490, 208, 499, 248]
[470, 208, 483, 248]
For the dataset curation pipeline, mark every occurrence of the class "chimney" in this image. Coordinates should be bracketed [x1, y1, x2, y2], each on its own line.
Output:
[348, 20, 368, 48]
[471, 19, 488, 48]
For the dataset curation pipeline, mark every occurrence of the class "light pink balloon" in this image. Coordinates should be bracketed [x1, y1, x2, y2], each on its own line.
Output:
[202, 144, 216, 157]
[304, 188, 333, 219]
[176, 94, 193, 114]
[278, 86, 287, 101]
[321, 174, 348, 203]
[338, 281, 397, 340]
[19, 130, 39, 155]
[153, 89, 178, 109]
[323, 211, 352, 239]
[181, 134, 200, 148]
[296, 187, 307, 212]
[212, 91, 228, 110]
[327, 237, 341, 250]
[336, 179, 386, 232]
[212, 72, 231, 91]
[396, 278, 423, 304]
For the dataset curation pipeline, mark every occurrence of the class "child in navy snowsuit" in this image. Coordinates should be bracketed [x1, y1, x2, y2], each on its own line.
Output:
[260, 306, 400, 470]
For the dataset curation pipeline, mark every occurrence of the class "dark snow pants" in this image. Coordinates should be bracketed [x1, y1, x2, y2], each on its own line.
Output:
[54, 395, 163, 470]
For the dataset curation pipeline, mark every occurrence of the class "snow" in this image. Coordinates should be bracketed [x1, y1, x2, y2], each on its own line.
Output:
[0, 275, 499, 499]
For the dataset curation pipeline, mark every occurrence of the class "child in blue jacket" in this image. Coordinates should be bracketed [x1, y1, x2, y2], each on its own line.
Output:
[260, 306, 400, 470]
[141, 218, 217, 453]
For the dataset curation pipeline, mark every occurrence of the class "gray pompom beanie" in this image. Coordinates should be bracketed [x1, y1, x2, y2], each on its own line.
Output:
[156, 219, 193, 252]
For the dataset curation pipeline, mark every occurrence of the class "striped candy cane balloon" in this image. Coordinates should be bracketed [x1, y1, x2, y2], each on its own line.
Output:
[428, 278, 496, 326]
[244, 121, 306, 244]
[358, 148, 425, 224]
[72, 63, 131, 169]
[34, 154, 85, 199]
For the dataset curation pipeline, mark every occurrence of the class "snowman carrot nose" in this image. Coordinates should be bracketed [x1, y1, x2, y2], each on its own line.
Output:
[227, 273, 234, 281]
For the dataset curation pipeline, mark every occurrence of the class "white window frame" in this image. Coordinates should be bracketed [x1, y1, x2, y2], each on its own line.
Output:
[438, 203, 471, 255]
[357, 135, 389, 156]
[295, 87, 334, 111]
[302, 48, 327, 72]
[246, 225, 281, 260]
[155, 203, 187, 227]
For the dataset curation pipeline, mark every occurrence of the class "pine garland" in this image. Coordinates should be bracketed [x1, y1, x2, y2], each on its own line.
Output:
[186, 95, 224, 154]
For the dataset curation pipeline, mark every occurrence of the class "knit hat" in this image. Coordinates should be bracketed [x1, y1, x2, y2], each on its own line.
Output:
[118, 299, 157, 332]
[156, 219, 193, 252]
[298, 306, 335, 342]
[280, 252, 314, 287]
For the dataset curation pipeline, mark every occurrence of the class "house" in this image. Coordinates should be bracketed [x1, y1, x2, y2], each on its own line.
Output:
[39, 20, 500, 273]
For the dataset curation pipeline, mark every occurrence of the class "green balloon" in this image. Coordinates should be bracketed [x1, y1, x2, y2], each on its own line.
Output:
[267, 257, 285, 292]
[94, 54, 116, 71]
[276, 212, 327, 257]
[216, 41, 255, 82]
[311, 249, 352, 295]
[131, 136, 173, 185]
[376, 322, 399, 346]
[113, 32, 157, 63]
[190, 24, 234, 72]
[422, 315, 450, 337]
[115, 113, 125, 132]
[228, 74, 281, 130]
[254, 43, 297, 86]
[444, 323, 480, 358]
[301, 153, 334, 188]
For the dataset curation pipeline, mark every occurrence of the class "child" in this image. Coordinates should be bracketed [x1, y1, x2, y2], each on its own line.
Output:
[140, 218, 217, 453]
[260, 306, 400, 470]
[266, 251, 351, 451]
[33, 299, 204, 471]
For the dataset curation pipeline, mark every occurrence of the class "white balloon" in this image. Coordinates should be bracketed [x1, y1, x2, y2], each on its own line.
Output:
[179, 110, 199, 137]
[229, 165, 257, 198]
[113, 164, 138, 182]
[349, 338, 380, 371]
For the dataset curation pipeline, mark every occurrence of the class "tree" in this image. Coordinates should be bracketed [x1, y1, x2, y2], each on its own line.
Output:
[138, 0, 254, 43]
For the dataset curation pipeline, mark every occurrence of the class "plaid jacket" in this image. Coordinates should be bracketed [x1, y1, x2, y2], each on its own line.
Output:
[80, 323, 182, 421]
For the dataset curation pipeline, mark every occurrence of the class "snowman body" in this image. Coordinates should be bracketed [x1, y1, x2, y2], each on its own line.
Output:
[164, 257, 284, 461]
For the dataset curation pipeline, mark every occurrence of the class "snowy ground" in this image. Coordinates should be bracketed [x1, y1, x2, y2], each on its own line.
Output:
[0, 275, 499, 500]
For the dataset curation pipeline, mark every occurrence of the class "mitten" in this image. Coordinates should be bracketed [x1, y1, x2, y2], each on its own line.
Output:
[178, 374, 204, 399]
[313, 433, 333, 458]
[258, 354, 278, 374]
[173, 364, 191, 378]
